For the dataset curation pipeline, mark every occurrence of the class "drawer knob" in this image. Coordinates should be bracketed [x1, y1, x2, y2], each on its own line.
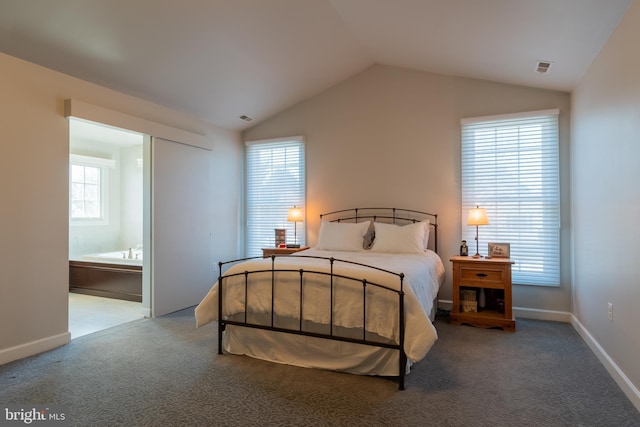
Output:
[476, 273, 488, 279]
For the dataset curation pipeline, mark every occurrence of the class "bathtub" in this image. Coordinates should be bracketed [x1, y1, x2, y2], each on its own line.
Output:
[81, 249, 143, 266]
[69, 249, 143, 302]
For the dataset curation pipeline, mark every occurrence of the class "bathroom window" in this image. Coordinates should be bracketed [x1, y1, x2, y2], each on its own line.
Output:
[71, 164, 102, 219]
[70, 154, 114, 223]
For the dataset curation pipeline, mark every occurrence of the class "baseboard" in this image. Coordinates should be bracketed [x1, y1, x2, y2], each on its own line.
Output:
[512, 307, 572, 322]
[438, 300, 572, 322]
[571, 315, 640, 412]
[0, 332, 71, 366]
[437, 300, 453, 311]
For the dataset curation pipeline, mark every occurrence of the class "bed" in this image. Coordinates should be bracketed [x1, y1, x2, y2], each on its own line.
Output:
[195, 207, 445, 389]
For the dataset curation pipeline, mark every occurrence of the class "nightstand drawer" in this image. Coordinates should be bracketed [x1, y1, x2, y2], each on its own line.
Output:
[458, 265, 507, 288]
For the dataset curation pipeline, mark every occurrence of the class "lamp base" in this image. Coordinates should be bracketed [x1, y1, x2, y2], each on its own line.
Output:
[472, 254, 483, 258]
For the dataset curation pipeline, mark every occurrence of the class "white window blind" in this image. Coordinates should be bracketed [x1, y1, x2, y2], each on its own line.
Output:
[461, 110, 560, 286]
[246, 137, 305, 257]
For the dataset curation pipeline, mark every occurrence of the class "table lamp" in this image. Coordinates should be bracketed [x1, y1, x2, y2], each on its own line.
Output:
[287, 206, 303, 248]
[467, 206, 489, 258]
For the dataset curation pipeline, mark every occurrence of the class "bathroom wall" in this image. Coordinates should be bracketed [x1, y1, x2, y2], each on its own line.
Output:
[69, 137, 143, 260]
[69, 139, 121, 259]
[120, 144, 143, 251]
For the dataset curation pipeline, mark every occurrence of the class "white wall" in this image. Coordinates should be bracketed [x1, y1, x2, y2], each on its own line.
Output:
[0, 52, 243, 363]
[571, 0, 640, 405]
[243, 64, 572, 312]
[120, 144, 144, 251]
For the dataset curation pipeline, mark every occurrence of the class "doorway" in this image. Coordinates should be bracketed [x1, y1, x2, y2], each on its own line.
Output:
[68, 118, 147, 338]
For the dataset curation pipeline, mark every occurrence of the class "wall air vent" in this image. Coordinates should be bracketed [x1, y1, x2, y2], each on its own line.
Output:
[536, 60, 553, 74]
[239, 115, 254, 122]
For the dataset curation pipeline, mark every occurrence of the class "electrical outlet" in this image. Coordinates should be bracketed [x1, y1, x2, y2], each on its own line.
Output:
[608, 302, 613, 321]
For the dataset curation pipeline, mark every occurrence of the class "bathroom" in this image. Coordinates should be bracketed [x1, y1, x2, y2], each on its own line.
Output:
[68, 119, 145, 336]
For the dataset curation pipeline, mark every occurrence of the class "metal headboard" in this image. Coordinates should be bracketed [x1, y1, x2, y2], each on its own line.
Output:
[319, 207, 438, 253]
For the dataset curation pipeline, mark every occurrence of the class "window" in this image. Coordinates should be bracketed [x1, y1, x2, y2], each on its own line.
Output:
[70, 164, 102, 219]
[69, 154, 114, 223]
[461, 109, 560, 286]
[246, 137, 305, 257]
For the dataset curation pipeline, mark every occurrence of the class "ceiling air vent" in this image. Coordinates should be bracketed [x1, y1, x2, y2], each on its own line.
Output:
[536, 60, 553, 74]
[239, 115, 254, 122]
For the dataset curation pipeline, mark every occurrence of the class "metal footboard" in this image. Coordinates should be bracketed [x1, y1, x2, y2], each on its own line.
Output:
[217, 254, 408, 390]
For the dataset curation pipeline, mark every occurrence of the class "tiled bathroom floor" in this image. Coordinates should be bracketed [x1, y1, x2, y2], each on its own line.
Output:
[68, 293, 145, 339]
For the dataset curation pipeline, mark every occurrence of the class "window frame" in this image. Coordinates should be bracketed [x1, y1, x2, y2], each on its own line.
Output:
[245, 136, 306, 258]
[460, 109, 560, 286]
[69, 154, 114, 226]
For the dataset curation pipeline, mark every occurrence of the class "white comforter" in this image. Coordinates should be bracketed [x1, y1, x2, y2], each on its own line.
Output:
[195, 248, 445, 362]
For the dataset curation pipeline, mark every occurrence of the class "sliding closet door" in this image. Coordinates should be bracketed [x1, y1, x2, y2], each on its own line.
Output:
[151, 137, 213, 317]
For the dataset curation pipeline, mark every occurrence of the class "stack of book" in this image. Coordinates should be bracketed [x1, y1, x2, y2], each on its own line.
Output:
[460, 289, 477, 312]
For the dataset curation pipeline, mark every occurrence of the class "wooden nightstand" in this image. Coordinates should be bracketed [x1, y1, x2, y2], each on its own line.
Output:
[261, 246, 309, 257]
[450, 256, 516, 332]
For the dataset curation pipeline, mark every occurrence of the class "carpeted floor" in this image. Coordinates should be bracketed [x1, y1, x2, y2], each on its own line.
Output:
[1, 309, 639, 426]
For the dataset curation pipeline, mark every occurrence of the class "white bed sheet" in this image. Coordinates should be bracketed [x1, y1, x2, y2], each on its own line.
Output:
[223, 325, 409, 376]
[195, 248, 445, 364]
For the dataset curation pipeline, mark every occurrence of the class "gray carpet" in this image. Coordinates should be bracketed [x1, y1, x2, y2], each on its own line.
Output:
[1, 309, 639, 426]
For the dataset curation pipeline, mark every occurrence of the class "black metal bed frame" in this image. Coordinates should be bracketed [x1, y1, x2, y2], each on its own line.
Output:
[217, 207, 438, 390]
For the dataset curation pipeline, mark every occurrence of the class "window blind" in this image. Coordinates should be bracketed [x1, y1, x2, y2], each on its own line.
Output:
[461, 110, 560, 286]
[246, 137, 305, 257]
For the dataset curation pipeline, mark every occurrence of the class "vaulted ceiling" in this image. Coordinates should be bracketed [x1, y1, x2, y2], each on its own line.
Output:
[0, 0, 630, 130]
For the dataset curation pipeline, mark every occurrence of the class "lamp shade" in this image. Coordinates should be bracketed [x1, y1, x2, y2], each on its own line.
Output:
[287, 206, 303, 222]
[467, 207, 489, 226]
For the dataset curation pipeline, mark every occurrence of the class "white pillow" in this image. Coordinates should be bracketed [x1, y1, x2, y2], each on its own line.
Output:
[316, 220, 371, 252]
[422, 221, 431, 250]
[370, 221, 430, 254]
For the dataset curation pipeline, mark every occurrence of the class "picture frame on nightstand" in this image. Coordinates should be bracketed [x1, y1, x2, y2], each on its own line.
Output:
[488, 242, 510, 258]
